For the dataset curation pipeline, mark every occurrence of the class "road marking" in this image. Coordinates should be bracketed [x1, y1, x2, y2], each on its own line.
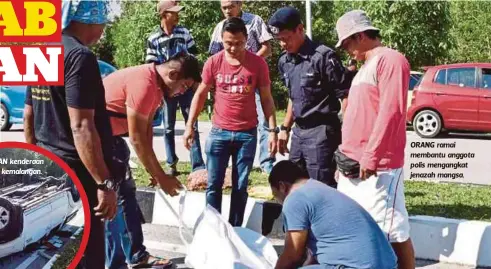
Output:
[16, 251, 39, 269]
[143, 240, 187, 254]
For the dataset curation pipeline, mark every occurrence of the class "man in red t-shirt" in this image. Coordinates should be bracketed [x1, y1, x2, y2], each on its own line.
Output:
[103, 52, 200, 268]
[184, 17, 278, 226]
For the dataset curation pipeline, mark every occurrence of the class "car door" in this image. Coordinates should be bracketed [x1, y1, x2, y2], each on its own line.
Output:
[432, 67, 480, 130]
[478, 67, 491, 131]
[1, 85, 28, 121]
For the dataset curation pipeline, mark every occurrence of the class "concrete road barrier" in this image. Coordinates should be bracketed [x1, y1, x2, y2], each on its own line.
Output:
[137, 187, 491, 267]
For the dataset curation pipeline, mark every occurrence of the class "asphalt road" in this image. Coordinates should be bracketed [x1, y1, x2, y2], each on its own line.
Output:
[2, 122, 490, 185]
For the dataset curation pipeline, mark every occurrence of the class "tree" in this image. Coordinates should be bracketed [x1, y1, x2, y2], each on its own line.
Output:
[332, 0, 452, 70]
[448, 1, 491, 63]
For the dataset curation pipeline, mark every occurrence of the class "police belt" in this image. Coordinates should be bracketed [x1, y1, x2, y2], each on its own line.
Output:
[295, 114, 340, 130]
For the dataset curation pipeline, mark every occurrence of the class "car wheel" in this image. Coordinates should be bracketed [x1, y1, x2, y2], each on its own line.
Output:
[413, 110, 442, 138]
[0, 197, 24, 243]
[0, 103, 13, 131]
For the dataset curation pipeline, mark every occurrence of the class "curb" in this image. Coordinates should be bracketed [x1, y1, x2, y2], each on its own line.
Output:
[136, 188, 491, 267]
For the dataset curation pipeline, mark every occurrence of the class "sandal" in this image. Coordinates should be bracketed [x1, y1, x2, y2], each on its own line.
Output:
[131, 255, 174, 269]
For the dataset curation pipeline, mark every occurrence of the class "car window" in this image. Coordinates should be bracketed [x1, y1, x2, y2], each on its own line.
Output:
[434, 69, 446, 85]
[409, 74, 422, 90]
[447, 68, 476, 88]
[482, 68, 491, 89]
[98, 62, 117, 78]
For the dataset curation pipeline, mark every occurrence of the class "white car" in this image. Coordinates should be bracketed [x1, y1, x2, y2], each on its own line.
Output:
[0, 174, 81, 258]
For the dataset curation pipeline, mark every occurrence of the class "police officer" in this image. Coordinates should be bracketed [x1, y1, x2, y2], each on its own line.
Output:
[268, 7, 350, 188]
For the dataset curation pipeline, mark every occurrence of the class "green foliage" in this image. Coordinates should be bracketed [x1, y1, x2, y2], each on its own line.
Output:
[448, 1, 491, 63]
[331, 0, 452, 69]
[110, 1, 160, 68]
[97, 0, 490, 108]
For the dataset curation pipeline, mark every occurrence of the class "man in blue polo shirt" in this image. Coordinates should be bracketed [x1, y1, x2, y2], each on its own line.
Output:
[269, 161, 397, 269]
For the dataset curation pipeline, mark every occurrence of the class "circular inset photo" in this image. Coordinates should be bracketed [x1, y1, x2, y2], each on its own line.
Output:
[0, 143, 89, 269]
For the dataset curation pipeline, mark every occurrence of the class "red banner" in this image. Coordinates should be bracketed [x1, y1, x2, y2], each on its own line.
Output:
[0, 0, 61, 43]
[0, 45, 64, 85]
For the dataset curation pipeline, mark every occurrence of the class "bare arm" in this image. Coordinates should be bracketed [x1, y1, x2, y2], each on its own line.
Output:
[183, 82, 212, 150]
[127, 108, 167, 181]
[68, 108, 110, 184]
[258, 84, 277, 130]
[23, 104, 36, 144]
[256, 41, 272, 58]
[147, 111, 154, 149]
[283, 99, 294, 129]
[275, 230, 309, 269]
[185, 82, 212, 130]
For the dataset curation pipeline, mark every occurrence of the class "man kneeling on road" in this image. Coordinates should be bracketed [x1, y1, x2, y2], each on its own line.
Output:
[102, 52, 200, 269]
[269, 160, 398, 269]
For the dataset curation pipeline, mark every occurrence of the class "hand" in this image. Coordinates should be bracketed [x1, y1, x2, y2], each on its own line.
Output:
[183, 127, 194, 150]
[155, 175, 183, 197]
[148, 177, 157, 187]
[302, 248, 318, 266]
[94, 188, 117, 221]
[277, 130, 290, 155]
[360, 167, 377, 180]
[268, 132, 278, 157]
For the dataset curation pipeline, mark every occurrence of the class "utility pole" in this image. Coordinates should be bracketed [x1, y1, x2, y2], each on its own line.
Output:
[306, 0, 312, 38]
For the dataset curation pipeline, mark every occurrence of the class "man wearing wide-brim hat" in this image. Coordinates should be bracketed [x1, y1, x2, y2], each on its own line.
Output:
[334, 9, 415, 269]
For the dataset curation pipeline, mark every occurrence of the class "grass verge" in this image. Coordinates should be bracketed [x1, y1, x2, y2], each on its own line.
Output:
[52, 231, 82, 269]
[133, 161, 491, 222]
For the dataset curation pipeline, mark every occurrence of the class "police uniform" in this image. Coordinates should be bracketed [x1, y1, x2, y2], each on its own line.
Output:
[269, 7, 350, 187]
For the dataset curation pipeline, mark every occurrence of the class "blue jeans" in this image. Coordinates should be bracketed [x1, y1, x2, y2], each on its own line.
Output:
[205, 127, 257, 227]
[105, 137, 148, 268]
[163, 89, 205, 171]
[255, 90, 275, 173]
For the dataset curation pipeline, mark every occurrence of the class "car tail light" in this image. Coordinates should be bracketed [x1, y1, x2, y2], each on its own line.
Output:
[411, 89, 418, 105]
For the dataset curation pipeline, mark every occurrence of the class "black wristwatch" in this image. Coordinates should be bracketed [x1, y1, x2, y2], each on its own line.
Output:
[96, 179, 116, 191]
[279, 125, 291, 132]
[267, 127, 279, 134]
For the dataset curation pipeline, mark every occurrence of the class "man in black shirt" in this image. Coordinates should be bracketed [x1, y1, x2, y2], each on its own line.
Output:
[24, 1, 116, 268]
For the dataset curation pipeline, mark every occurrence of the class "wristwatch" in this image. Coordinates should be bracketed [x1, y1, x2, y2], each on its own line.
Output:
[267, 127, 279, 134]
[279, 125, 291, 132]
[96, 179, 116, 191]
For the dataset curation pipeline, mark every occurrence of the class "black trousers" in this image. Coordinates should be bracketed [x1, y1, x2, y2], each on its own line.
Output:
[64, 158, 106, 269]
[289, 123, 341, 188]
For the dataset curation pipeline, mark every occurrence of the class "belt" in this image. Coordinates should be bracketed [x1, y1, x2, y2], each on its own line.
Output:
[295, 115, 340, 130]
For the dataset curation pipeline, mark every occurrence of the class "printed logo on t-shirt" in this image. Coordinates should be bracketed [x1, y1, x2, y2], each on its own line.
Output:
[216, 73, 253, 94]
[31, 86, 51, 101]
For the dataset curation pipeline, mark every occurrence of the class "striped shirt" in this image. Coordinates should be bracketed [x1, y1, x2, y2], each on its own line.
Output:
[145, 25, 197, 64]
[208, 12, 273, 55]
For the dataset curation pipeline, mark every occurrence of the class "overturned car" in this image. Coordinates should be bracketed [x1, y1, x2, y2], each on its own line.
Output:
[0, 174, 81, 258]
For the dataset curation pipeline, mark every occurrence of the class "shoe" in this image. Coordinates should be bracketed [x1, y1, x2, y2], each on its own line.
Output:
[261, 165, 272, 175]
[165, 164, 178, 176]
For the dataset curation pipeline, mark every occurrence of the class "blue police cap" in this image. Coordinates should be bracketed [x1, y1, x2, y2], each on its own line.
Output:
[268, 7, 302, 35]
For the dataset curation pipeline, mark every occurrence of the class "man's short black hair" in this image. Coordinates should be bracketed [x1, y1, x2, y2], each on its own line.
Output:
[166, 51, 202, 82]
[268, 160, 309, 188]
[222, 17, 248, 37]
